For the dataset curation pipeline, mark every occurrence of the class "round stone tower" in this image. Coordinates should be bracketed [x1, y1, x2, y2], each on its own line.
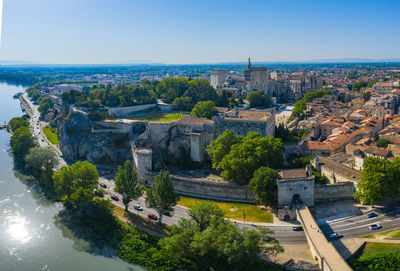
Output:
[133, 148, 152, 180]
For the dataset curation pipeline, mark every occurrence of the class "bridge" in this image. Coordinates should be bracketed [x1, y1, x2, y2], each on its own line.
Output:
[296, 203, 352, 271]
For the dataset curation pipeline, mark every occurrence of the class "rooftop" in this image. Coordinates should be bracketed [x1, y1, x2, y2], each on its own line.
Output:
[278, 169, 308, 180]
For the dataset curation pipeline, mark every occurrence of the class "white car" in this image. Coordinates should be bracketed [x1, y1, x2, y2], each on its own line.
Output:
[133, 204, 143, 211]
[369, 224, 382, 230]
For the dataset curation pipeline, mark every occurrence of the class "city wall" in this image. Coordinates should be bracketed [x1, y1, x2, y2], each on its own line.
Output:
[314, 182, 355, 202]
[143, 172, 255, 202]
[108, 104, 157, 117]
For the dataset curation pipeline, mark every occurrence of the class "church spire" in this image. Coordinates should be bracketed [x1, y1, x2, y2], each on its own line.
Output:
[248, 57, 251, 70]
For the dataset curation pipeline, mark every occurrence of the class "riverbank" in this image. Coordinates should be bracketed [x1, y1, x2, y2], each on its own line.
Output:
[0, 81, 142, 271]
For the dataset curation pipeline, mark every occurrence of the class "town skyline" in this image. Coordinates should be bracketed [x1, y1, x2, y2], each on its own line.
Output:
[1, 0, 400, 64]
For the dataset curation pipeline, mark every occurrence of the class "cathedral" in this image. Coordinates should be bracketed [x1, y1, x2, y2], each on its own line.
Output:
[244, 58, 323, 101]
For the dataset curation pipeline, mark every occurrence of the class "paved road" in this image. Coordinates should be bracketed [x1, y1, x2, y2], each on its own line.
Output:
[319, 206, 400, 239]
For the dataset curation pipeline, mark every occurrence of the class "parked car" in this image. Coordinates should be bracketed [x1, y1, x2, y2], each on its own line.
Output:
[163, 210, 172, 217]
[292, 226, 303, 231]
[99, 183, 107, 189]
[366, 212, 378, 218]
[329, 233, 343, 239]
[148, 213, 158, 220]
[111, 195, 119, 201]
[134, 204, 143, 211]
[369, 224, 382, 230]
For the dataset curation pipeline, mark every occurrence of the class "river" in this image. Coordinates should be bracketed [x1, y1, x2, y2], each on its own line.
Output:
[0, 82, 142, 271]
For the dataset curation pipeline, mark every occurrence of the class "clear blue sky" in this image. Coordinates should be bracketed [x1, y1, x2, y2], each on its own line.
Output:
[0, 0, 399, 64]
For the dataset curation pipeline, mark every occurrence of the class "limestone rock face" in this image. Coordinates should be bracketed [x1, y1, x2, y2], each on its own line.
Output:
[59, 110, 131, 165]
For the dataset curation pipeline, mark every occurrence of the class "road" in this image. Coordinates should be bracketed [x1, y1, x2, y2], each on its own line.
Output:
[21, 93, 400, 244]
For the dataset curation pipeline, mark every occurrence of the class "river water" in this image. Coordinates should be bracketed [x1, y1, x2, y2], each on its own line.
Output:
[0, 82, 142, 271]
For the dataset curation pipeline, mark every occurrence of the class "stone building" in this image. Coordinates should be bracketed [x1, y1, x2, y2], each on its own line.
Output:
[210, 70, 228, 90]
[213, 108, 275, 137]
[244, 58, 269, 91]
[277, 167, 315, 220]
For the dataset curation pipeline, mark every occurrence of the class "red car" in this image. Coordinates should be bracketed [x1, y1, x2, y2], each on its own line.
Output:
[148, 213, 158, 220]
[111, 195, 119, 201]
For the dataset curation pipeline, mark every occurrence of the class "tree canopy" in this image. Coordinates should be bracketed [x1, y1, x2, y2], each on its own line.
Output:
[115, 160, 143, 211]
[145, 171, 179, 224]
[159, 202, 283, 271]
[376, 138, 391, 148]
[206, 130, 242, 172]
[219, 131, 284, 184]
[249, 167, 278, 207]
[25, 146, 59, 184]
[354, 157, 400, 205]
[10, 126, 38, 164]
[53, 161, 99, 199]
[246, 91, 271, 108]
[352, 81, 368, 92]
[191, 100, 218, 119]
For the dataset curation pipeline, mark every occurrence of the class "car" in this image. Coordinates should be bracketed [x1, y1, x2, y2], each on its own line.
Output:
[163, 210, 172, 217]
[41, 139, 44, 142]
[99, 183, 107, 189]
[367, 212, 378, 218]
[148, 213, 158, 220]
[369, 224, 382, 230]
[111, 195, 119, 201]
[59, 154, 64, 158]
[292, 226, 303, 231]
[134, 204, 143, 211]
[329, 233, 343, 239]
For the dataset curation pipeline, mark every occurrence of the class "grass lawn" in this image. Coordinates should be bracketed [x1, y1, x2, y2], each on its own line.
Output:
[128, 112, 187, 123]
[362, 228, 400, 239]
[43, 125, 59, 144]
[178, 196, 273, 223]
[113, 205, 171, 236]
[358, 242, 400, 257]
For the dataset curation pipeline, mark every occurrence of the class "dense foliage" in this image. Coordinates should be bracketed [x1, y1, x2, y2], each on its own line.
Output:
[352, 81, 368, 92]
[145, 171, 179, 224]
[10, 124, 38, 165]
[249, 167, 278, 207]
[8, 116, 29, 132]
[115, 160, 143, 211]
[354, 157, 400, 204]
[206, 130, 242, 172]
[159, 202, 284, 271]
[376, 138, 391, 148]
[288, 89, 331, 121]
[191, 100, 218, 119]
[211, 131, 284, 184]
[246, 91, 271, 108]
[275, 123, 310, 143]
[349, 250, 400, 271]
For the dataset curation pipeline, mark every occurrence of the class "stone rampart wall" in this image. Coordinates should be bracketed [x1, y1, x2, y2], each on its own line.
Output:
[108, 104, 157, 117]
[143, 172, 255, 202]
[314, 182, 355, 202]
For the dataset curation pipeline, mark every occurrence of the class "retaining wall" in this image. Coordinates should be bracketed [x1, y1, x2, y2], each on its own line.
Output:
[315, 182, 355, 202]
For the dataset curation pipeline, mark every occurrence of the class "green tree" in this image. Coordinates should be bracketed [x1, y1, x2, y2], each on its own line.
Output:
[352, 81, 368, 92]
[191, 100, 218, 119]
[25, 146, 59, 185]
[249, 167, 277, 207]
[145, 171, 179, 224]
[246, 91, 271, 108]
[363, 91, 371, 101]
[53, 161, 99, 199]
[288, 89, 331, 121]
[159, 202, 283, 271]
[354, 158, 400, 205]
[206, 130, 242, 172]
[115, 160, 143, 211]
[376, 138, 391, 148]
[220, 132, 284, 184]
[173, 96, 193, 111]
[10, 126, 37, 164]
[8, 116, 29, 132]
[38, 97, 54, 118]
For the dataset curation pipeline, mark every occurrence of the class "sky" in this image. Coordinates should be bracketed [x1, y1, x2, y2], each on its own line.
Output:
[0, 0, 399, 64]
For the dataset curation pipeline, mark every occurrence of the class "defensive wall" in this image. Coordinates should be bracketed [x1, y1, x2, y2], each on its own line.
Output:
[296, 206, 353, 271]
[142, 171, 255, 203]
[107, 104, 158, 117]
[314, 182, 355, 202]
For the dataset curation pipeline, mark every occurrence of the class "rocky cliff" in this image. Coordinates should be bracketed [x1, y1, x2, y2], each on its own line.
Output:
[59, 109, 132, 166]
